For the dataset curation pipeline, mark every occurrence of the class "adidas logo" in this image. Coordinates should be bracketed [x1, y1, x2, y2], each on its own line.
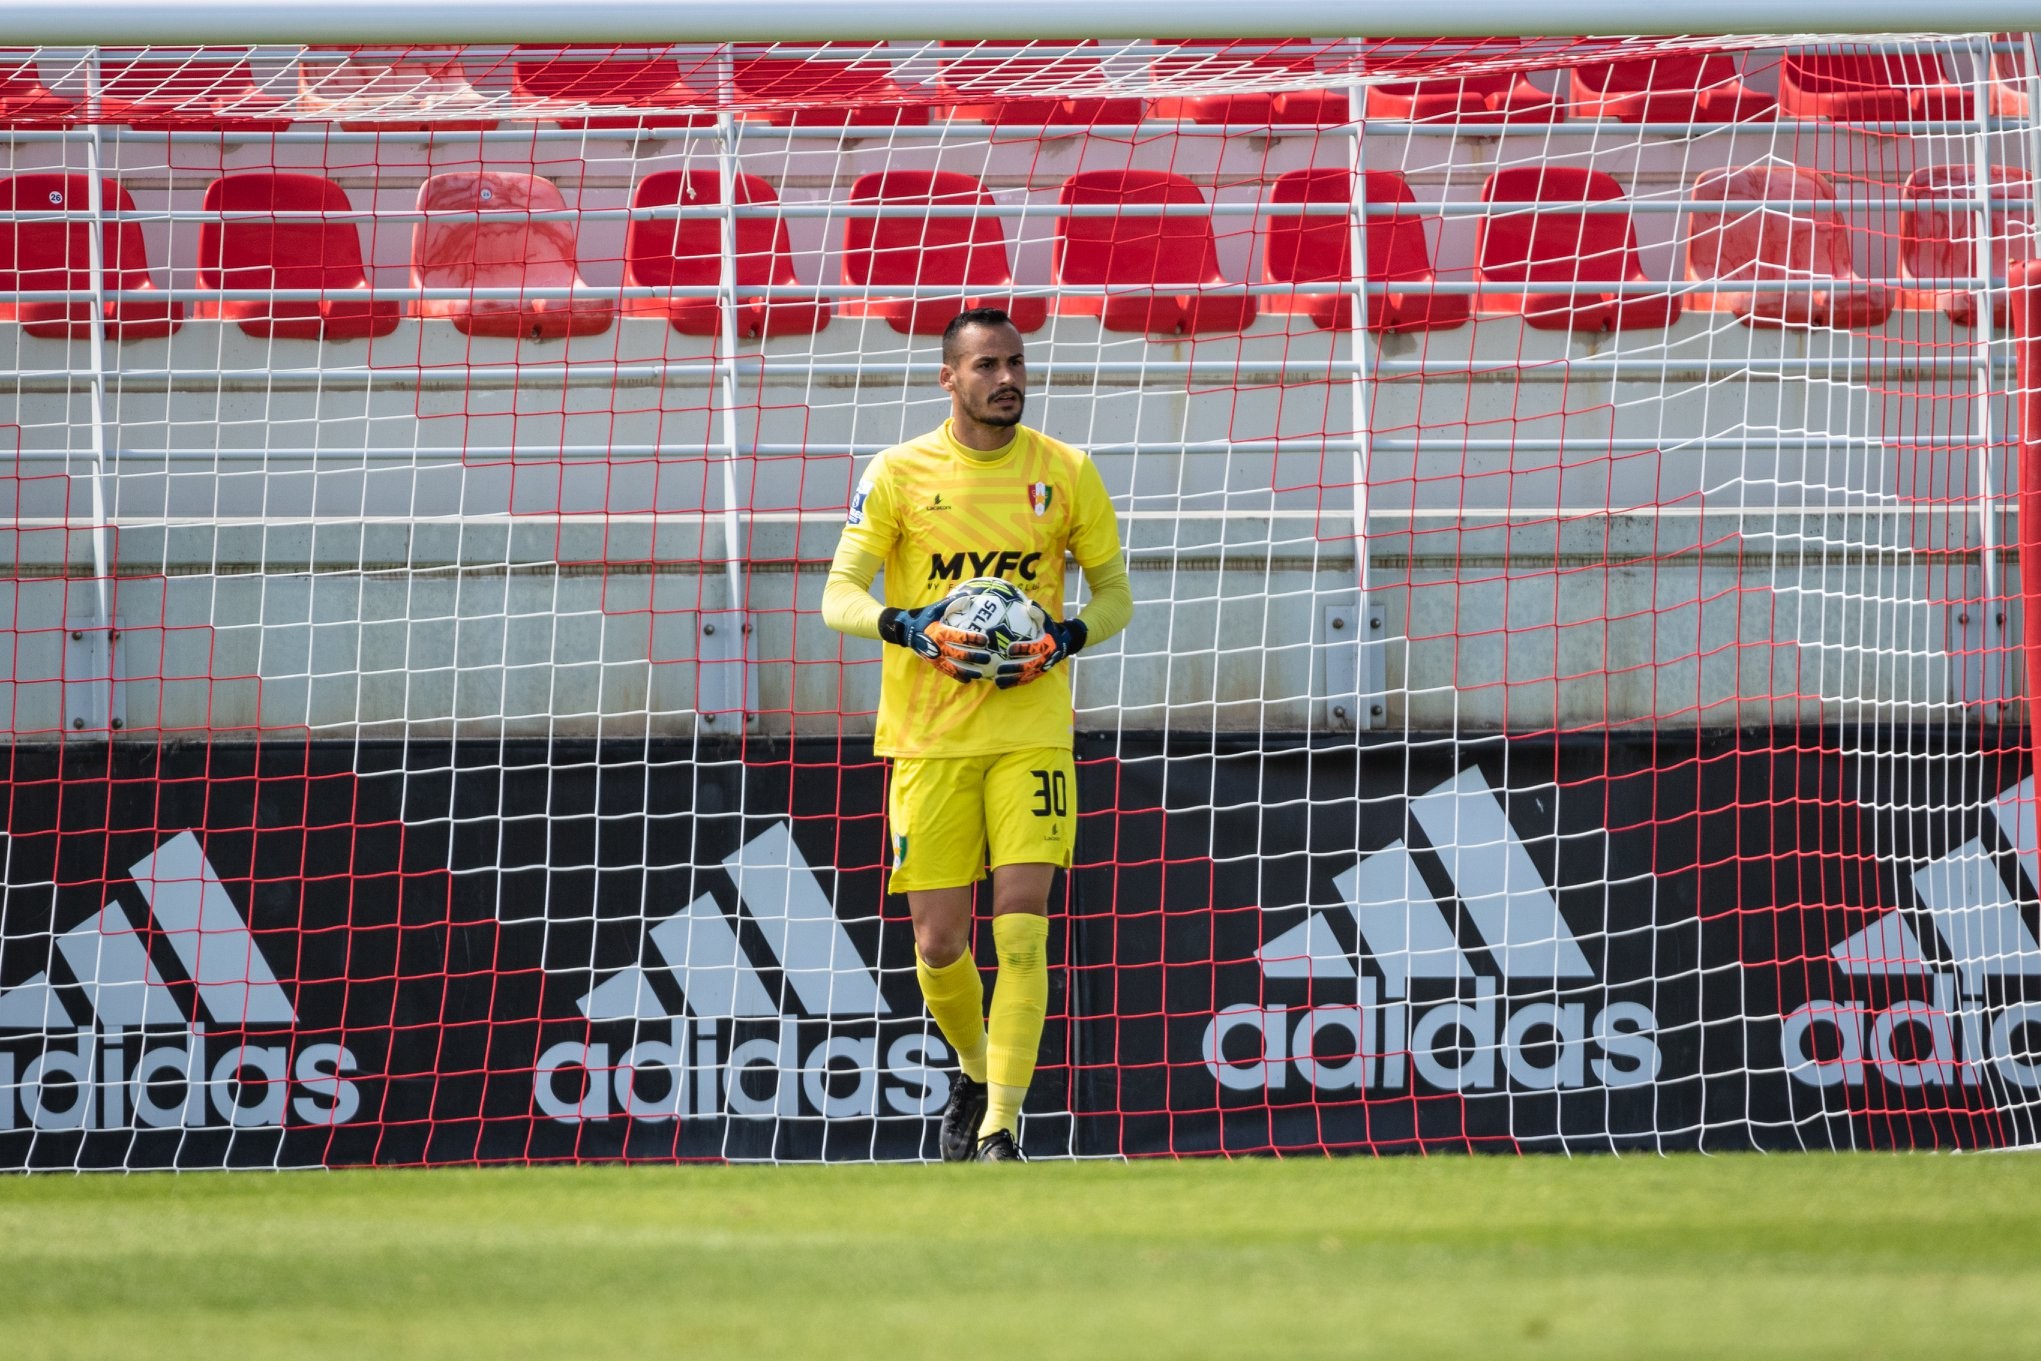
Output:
[535, 821, 949, 1124]
[1781, 778, 2041, 1091]
[0, 832, 360, 1133]
[1206, 767, 1660, 1095]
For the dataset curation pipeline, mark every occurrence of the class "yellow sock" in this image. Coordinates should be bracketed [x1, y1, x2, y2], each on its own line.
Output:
[914, 948, 987, 1084]
[980, 912, 1049, 1138]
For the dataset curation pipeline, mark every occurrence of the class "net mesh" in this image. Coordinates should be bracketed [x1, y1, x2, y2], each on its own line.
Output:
[1, 33, 2039, 1165]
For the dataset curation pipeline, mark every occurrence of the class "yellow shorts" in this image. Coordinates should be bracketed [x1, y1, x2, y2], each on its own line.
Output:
[886, 747, 1076, 893]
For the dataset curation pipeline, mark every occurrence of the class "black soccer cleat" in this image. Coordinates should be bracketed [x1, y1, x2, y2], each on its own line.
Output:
[938, 1075, 988, 1163]
[974, 1128, 1025, 1163]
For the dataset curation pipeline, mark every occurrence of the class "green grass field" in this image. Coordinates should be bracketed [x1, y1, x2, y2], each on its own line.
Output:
[3, 1154, 2038, 1360]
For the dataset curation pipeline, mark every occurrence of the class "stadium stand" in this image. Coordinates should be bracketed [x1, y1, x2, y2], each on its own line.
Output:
[1566, 53, 1775, 123]
[1476, 166, 1681, 330]
[197, 172, 401, 339]
[1261, 167, 1468, 333]
[841, 170, 1048, 335]
[1685, 163, 1891, 329]
[0, 173, 182, 339]
[1055, 168, 1259, 334]
[624, 168, 833, 338]
[412, 172, 616, 339]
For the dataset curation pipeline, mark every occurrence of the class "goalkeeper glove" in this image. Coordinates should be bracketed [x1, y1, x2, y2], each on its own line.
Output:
[995, 616, 1087, 690]
[879, 597, 994, 683]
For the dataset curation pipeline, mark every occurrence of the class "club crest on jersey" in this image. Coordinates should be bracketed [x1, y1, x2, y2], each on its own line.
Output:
[1028, 482, 1052, 517]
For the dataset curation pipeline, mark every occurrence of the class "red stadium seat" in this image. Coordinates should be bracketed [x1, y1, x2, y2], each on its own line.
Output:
[732, 44, 928, 128]
[841, 171, 1047, 336]
[196, 173, 400, 340]
[97, 55, 289, 131]
[0, 174, 181, 340]
[1685, 164, 1890, 330]
[1365, 70, 1561, 125]
[509, 46, 712, 130]
[412, 172, 615, 340]
[624, 169, 832, 338]
[1475, 167, 1679, 331]
[1991, 36, 2031, 119]
[1054, 169, 1258, 335]
[935, 40, 1145, 128]
[1149, 39, 1345, 126]
[0, 55, 73, 127]
[1568, 54, 1774, 123]
[1262, 168, 1468, 333]
[1901, 165, 2034, 328]
[1778, 50, 1970, 123]
[299, 51, 497, 131]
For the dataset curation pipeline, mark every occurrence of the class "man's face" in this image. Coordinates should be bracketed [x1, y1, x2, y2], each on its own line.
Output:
[940, 323, 1027, 428]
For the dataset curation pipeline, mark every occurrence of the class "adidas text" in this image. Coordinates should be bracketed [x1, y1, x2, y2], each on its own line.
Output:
[1204, 767, 1663, 1094]
[535, 821, 952, 1122]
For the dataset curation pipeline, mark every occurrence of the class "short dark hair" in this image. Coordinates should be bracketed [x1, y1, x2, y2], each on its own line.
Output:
[941, 307, 1016, 364]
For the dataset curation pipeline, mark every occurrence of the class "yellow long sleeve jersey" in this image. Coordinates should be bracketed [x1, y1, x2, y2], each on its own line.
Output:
[821, 420, 1132, 759]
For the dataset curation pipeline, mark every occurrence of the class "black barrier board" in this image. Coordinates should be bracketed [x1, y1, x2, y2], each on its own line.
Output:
[0, 733, 2035, 1167]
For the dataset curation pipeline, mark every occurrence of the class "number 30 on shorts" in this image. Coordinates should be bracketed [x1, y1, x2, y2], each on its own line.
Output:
[1029, 768, 1068, 818]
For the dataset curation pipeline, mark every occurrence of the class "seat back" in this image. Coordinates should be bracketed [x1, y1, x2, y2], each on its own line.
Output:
[199, 172, 374, 291]
[1055, 169, 1221, 289]
[1785, 51, 1948, 99]
[510, 47, 685, 105]
[0, 173, 156, 294]
[414, 173, 584, 291]
[1688, 164, 1858, 285]
[1991, 35, 2030, 115]
[99, 57, 273, 121]
[1477, 167, 1640, 284]
[732, 42, 900, 106]
[1153, 38, 1317, 79]
[0, 55, 71, 123]
[1371, 70, 1540, 103]
[1902, 165, 2035, 289]
[844, 171, 1014, 290]
[935, 39, 1139, 124]
[302, 53, 481, 104]
[1574, 53, 1732, 99]
[626, 170, 797, 291]
[1264, 168, 1437, 285]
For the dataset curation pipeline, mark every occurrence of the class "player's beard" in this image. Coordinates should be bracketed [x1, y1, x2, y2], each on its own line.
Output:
[969, 387, 1025, 428]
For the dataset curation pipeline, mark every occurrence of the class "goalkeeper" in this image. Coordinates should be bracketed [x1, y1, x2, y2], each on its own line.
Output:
[821, 308, 1133, 1162]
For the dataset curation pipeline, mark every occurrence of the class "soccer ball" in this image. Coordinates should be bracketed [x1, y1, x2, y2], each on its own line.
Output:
[941, 577, 1046, 655]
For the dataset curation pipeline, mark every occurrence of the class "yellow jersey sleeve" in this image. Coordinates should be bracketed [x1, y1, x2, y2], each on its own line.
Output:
[1068, 454, 1122, 571]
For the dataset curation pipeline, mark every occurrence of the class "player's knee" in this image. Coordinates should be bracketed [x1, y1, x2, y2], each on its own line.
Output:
[914, 921, 969, 969]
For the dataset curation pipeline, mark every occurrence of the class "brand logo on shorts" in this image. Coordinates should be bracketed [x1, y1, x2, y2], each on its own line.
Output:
[1028, 482, 1052, 517]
